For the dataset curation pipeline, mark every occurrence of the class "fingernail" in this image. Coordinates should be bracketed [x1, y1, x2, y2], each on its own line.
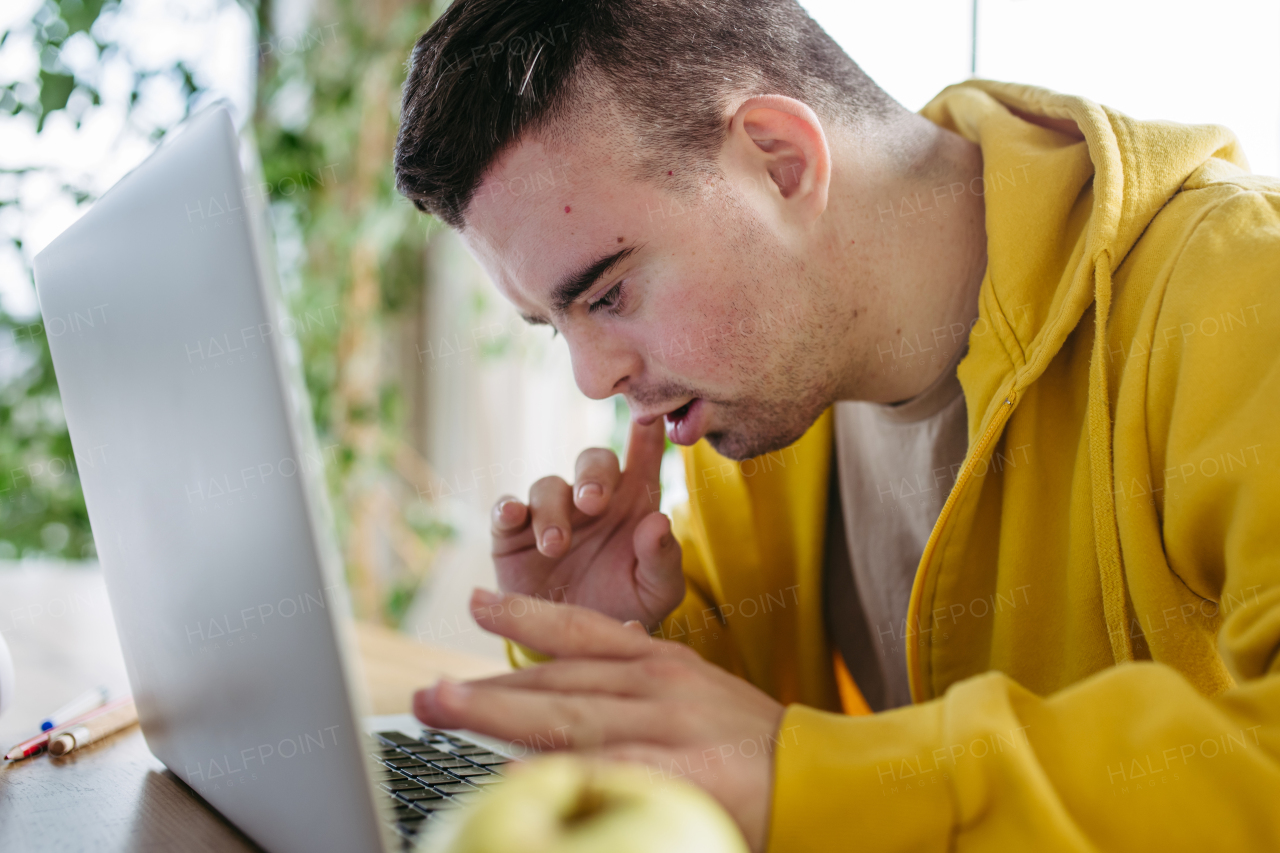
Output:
[473, 588, 501, 607]
[577, 483, 603, 501]
[498, 500, 519, 520]
[541, 527, 563, 550]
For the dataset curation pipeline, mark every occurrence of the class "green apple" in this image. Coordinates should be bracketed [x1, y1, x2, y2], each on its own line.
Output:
[416, 755, 749, 853]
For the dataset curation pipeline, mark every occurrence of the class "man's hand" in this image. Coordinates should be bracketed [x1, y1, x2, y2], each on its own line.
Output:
[491, 418, 684, 629]
[413, 589, 788, 853]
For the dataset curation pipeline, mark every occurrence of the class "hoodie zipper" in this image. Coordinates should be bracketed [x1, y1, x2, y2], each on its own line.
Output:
[905, 387, 1018, 703]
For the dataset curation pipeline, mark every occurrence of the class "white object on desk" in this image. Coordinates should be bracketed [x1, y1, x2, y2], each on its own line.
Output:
[0, 628, 14, 718]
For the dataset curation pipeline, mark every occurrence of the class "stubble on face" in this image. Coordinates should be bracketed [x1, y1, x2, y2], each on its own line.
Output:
[680, 183, 842, 461]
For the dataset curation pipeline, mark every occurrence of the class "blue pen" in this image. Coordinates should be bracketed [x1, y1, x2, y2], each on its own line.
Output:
[40, 686, 110, 731]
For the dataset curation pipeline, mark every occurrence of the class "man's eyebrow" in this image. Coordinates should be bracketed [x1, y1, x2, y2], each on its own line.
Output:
[548, 245, 639, 316]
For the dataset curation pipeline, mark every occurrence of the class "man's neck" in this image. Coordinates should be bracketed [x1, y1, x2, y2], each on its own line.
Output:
[823, 114, 988, 404]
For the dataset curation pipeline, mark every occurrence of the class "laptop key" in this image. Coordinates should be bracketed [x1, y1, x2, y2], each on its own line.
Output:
[377, 731, 422, 747]
[446, 765, 490, 777]
[411, 798, 460, 815]
[401, 745, 455, 759]
[385, 757, 430, 769]
[464, 775, 504, 786]
[396, 787, 446, 802]
[388, 802, 419, 819]
[406, 770, 458, 784]
[426, 757, 475, 769]
[464, 755, 509, 766]
[432, 782, 480, 796]
[381, 779, 427, 792]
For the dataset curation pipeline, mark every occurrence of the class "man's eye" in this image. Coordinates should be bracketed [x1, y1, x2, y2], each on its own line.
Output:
[587, 280, 627, 316]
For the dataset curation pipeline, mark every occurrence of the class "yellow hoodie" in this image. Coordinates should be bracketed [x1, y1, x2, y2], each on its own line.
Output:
[645, 80, 1280, 850]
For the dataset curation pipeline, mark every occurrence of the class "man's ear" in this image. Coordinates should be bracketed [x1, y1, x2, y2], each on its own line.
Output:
[721, 94, 831, 224]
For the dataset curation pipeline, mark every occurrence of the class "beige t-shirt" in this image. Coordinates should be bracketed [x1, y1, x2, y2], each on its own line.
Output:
[824, 348, 969, 710]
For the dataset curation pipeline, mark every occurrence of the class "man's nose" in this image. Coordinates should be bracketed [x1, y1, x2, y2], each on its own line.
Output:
[567, 332, 643, 400]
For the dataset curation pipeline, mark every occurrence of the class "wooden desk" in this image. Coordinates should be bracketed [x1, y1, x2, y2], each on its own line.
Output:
[0, 564, 509, 851]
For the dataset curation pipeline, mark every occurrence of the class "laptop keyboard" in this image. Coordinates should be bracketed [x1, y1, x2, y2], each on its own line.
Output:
[371, 729, 511, 846]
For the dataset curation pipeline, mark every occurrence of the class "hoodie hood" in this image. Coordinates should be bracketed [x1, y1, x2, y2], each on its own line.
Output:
[915, 79, 1249, 672]
[919, 79, 1248, 428]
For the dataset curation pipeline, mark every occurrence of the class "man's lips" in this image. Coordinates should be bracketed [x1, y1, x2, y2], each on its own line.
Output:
[631, 398, 709, 445]
[631, 398, 710, 445]
[632, 399, 696, 426]
[663, 398, 706, 445]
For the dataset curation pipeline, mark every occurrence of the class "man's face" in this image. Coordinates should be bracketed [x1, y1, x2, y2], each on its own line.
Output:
[459, 131, 839, 461]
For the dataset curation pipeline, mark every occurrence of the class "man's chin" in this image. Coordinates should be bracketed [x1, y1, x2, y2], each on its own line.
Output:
[705, 425, 809, 462]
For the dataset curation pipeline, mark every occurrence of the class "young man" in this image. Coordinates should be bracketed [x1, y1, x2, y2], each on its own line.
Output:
[395, 1, 1280, 849]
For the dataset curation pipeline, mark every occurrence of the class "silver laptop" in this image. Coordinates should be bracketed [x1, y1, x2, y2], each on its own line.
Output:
[32, 106, 510, 853]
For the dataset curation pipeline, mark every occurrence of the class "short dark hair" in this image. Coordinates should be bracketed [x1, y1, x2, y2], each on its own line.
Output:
[394, 0, 898, 228]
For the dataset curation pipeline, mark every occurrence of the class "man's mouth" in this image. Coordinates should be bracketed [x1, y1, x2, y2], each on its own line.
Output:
[665, 400, 694, 424]
[662, 398, 707, 446]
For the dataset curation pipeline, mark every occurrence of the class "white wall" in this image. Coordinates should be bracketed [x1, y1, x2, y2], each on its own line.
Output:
[801, 0, 1280, 176]
[799, 0, 973, 112]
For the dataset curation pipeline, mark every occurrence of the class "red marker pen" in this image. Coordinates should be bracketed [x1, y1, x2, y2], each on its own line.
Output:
[4, 695, 132, 761]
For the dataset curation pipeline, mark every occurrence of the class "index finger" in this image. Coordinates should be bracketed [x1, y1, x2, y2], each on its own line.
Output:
[623, 416, 666, 493]
[468, 588, 656, 660]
